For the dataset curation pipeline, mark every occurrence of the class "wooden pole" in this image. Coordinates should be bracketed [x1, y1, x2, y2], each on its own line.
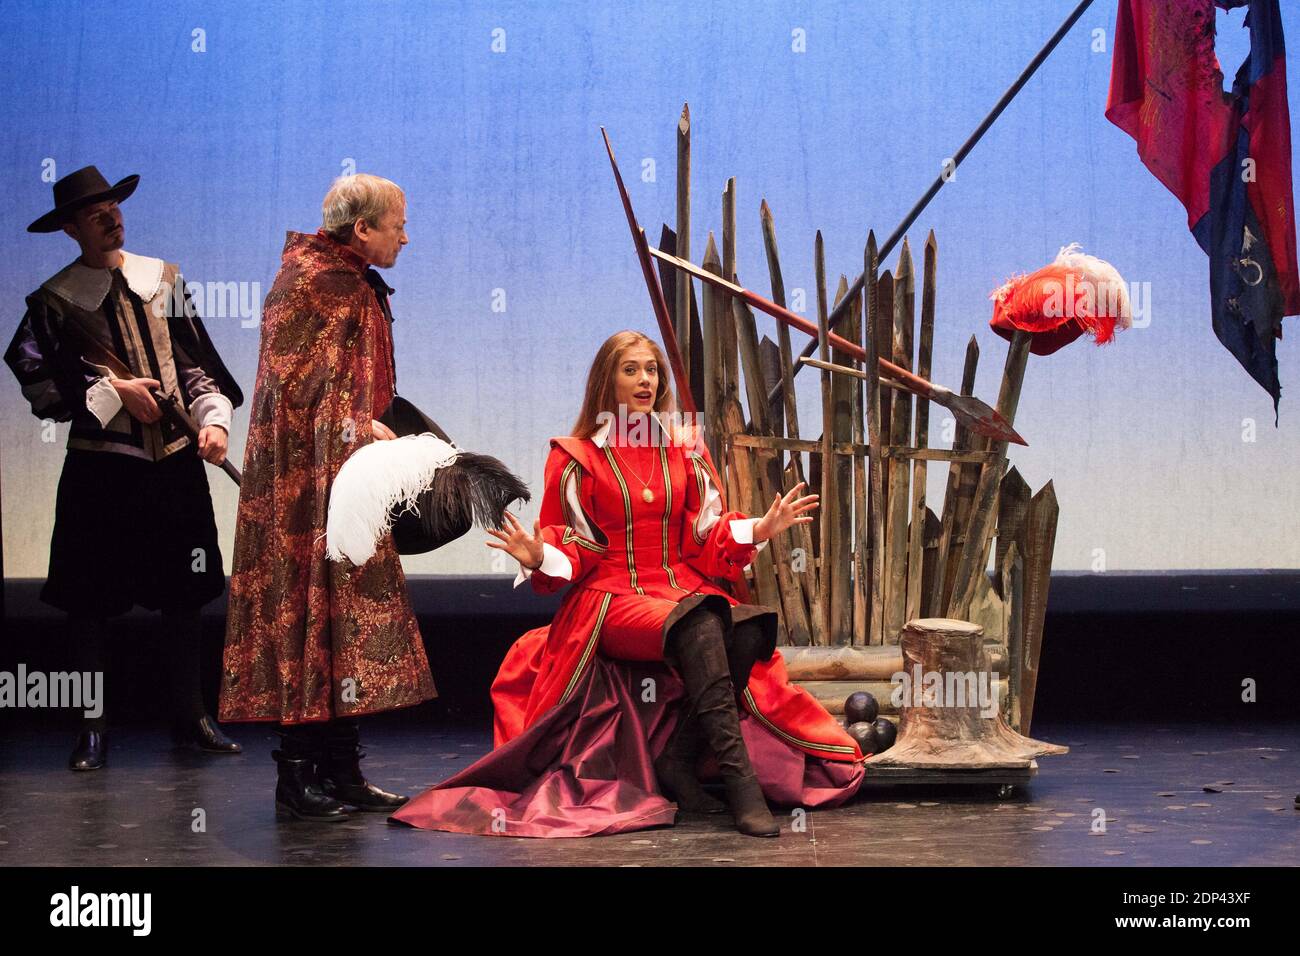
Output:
[933, 335, 980, 614]
[675, 104, 692, 389]
[1020, 482, 1059, 735]
[701, 233, 726, 467]
[721, 178, 740, 399]
[947, 330, 1031, 619]
[600, 127, 696, 415]
[883, 240, 915, 644]
[734, 297, 809, 644]
[754, 210, 820, 632]
[815, 231, 833, 644]
[864, 234, 886, 646]
[906, 232, 936, 623]
[765, 0, 1098, 406]
[851, 260, 870, 644]
[655, 224, 705, 412]
[829, 275, 856, 645]
[759, 199, 802, 480]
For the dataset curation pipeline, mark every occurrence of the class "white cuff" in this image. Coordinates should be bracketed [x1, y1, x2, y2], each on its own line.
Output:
[84, 376, 123, 428]
[729, 517, 769, 554]
[190, 392, 233, 432]
[512, 542, 574, 588]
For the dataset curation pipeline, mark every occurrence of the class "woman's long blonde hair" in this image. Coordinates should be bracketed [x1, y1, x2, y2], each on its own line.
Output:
[571, 331, 676, 439]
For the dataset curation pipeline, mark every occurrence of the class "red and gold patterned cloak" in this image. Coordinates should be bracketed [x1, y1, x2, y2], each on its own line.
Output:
[219, 231, 435, 724]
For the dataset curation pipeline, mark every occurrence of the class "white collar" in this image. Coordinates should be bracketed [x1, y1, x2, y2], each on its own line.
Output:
[42, 250, 166, 312]
[591, 412, 685, 450]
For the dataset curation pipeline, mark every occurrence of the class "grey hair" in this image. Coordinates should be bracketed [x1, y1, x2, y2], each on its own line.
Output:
[320, 174, 405, 242]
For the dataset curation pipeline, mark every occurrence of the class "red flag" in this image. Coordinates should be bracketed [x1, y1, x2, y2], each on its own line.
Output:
[1105, 0, 1236, 232]
[1107, 0, 1298, 410]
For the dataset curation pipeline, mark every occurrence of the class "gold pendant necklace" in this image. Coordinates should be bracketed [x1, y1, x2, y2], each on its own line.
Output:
[611, 446, 657, 504]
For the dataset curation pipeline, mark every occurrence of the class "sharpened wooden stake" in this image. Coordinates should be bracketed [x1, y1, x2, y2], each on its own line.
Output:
[947, 330, 1031, 619]
[1020, 482, 1059, 735]
[883, 240, 915, 644]
[701, 234, 726, 469]
[675, 104, 692, 389]
[760, 199, 803, 478]
[828, 274, 856, 645]
[906, 232, 936, 623]
[864, 234, 886, 645]
[934, 335, 980, 615]
[815, 231, 833, 644]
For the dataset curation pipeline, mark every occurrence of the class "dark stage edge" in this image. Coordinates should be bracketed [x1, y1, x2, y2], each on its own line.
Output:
[5, 570, 1300, 724]
[1, 722, 1295, 867]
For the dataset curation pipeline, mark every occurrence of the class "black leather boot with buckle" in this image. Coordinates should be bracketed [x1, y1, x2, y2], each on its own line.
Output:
[318, 720, 408, 812]
[273, 749, 349, 822]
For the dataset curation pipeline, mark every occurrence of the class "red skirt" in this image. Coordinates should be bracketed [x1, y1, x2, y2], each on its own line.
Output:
[390, 592, 864, 838]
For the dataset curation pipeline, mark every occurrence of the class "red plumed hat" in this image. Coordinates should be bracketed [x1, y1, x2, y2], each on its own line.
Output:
[990, 244, 1132, 356]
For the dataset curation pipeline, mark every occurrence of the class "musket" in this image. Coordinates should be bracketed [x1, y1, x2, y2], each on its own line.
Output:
[766, 0, 1096, 408]
[600, 126, 698, 416]
[647, 244, 1026, 446]
[65, 326, 242, 485]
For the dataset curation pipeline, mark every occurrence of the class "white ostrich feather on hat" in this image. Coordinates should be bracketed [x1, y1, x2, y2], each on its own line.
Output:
[1051, 242, 1133, 329]
[326, 433, 461, 565]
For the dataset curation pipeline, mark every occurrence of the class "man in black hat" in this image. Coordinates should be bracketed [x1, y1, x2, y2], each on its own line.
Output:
[5, 165, 245, 770]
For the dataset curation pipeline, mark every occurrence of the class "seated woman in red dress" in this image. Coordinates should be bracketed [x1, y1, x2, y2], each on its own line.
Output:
[391, 331, 864, 839]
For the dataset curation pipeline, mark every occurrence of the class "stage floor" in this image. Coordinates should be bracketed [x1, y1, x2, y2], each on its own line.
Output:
[1, 722, 1295, 867]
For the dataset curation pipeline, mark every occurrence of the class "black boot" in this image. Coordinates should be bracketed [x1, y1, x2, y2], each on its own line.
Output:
[318, 721, 408, 812]
[654, 711, 727, 814]
[670, 608, 779, 838]
[69, 616, 108, 772]
[69, 729, 107, 771]
[725, 616, 778, 706]
[171, 715, 242, 753]
[273, 749, 349, 822]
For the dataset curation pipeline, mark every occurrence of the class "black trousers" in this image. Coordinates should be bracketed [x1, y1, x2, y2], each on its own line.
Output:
[277, 719, 361, 762]
[71, 610, 208, 731]
[43, 447, 225, 617]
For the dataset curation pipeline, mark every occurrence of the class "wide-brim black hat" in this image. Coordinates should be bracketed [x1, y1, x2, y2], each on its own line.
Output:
[27, 165, 139, 233]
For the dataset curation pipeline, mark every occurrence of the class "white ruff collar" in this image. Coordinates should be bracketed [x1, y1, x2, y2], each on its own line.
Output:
[42, 250, 165, 312]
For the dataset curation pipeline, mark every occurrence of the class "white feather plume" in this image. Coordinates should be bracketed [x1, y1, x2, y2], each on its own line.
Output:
[326, 433, 462, 565]
[1053, 242, 1133, 330]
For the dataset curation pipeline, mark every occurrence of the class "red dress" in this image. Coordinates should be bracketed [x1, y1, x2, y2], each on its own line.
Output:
[392, 423, 863, 837]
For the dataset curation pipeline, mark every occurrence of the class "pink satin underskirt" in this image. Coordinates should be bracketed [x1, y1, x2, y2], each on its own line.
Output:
[390, 657, 864, 838]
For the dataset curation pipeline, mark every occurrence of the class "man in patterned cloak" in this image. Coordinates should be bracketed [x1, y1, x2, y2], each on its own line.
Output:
[219, 174, 436, 821]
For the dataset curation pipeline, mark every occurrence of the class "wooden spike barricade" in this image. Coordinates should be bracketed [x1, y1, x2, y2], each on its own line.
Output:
[613, 107, 1063, 739]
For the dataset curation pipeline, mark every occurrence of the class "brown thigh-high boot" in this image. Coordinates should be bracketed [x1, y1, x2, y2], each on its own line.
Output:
[666, 607, 779, 837]
[654, 706, 727, 814]
[724, 615, 777, 706]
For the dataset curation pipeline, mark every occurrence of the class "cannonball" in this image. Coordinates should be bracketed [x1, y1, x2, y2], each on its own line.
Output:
[872, 717, 897, 752]
[844, 691, 879, 725]
[846, 721, 880, 756]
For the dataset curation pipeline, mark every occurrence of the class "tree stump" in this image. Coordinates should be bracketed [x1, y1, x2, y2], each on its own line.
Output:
[865, 618, 1067, 769]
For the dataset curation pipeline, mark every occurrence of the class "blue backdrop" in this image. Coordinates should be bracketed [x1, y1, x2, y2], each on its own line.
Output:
[1, 0, 1295, 576]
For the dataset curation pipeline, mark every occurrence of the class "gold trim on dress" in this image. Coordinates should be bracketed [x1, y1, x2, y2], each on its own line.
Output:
[658, 446, 687, 592]
[602, 447, 644, 595]
[741, 687, 858, 757]
[559, 592, 613, 705]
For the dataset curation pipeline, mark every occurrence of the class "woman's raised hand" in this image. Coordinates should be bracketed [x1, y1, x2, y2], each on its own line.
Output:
[485, 510, 546, 570]
[752, 482, 820, 543]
